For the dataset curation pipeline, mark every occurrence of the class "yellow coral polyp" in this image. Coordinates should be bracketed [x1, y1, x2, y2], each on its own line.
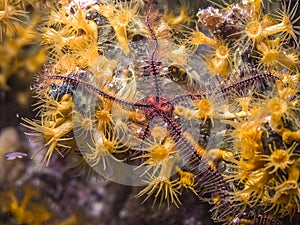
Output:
[21, 118, 73, 166]
[71, 9, 98, 37]
[245, 20, 263, 43]
[0, 0, 28, 41]
[114, 9, 135, 27]
[266, 97, 288, 115]
[256, 41, 280, 68]
[39, 93, 74, 120]
[134, 134, 176, 176]
[270, 164, 300, 217]
[263, 93, 299, 129]
[261, 50, 278, 67]
[95, 101, 113, 130]
[279, 51, 299, 68]
[4, 188, 51, 225]
[239, 3, 299, 47]
[173, 105, 198, 120]
[195, 31, 216, 47]
[282, 129, 300, 144]
[270, 149, 292, 168]
[72, 38, 101, 69]
[85, 129, 125, 169]
[235, 96, 252, 112]
[43, 1, 99, 65]
[263, 1, 300, 42]
[73, 111, 96, 138]
[234, 168, 269, 206]
[241, 139, 263, 167]
[98, 0, 139, 55]
[185, 27, 217, 51]
[202, 41, 231, 78]
[206, 56, 229, 78]
[261, 142, 299, 174]
[195, 98, 215, 124]
[226, 118, 266, 175]
[250, 0, 263, 16]
[136, 157, 181, 208]
[215, 44, 230, 59]
[164, 0, 193, 26]
[150, 145, 170, 162]
[176, 168, 197, 195]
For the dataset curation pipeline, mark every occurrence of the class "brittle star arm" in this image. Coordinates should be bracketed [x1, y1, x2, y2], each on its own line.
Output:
[47, 75, 153, 109]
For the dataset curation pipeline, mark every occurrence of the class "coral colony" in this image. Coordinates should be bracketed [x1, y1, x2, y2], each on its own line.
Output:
[2, 0, 299, 224]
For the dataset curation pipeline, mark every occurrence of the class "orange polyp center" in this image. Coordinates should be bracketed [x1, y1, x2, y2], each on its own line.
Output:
[81, 118, 93, 130]
[267, 97, 287, 114]
[271, 149, 289, 166]
[262, 50, 278, 65]
[246, 21, 262, 40]
[216, 45, 229, 59]
[96, 110, 111, 123]
[150, 145, 169, 162]
[117, 12, 130, 26]
[103, 139, 114, 152]
[196, 99, 211, 113]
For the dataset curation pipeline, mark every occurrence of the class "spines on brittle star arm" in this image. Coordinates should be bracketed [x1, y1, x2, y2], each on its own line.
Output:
[46, 75, 152, 109]
[216, 72, 282, 96]
[231, 213, 284, 225]
[249, 214, 284, 225]
[160, 113, 238, 221]
[144, 0, 162, 101]
[168, 72, 282, 104]
[161, 114, 228, 194]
